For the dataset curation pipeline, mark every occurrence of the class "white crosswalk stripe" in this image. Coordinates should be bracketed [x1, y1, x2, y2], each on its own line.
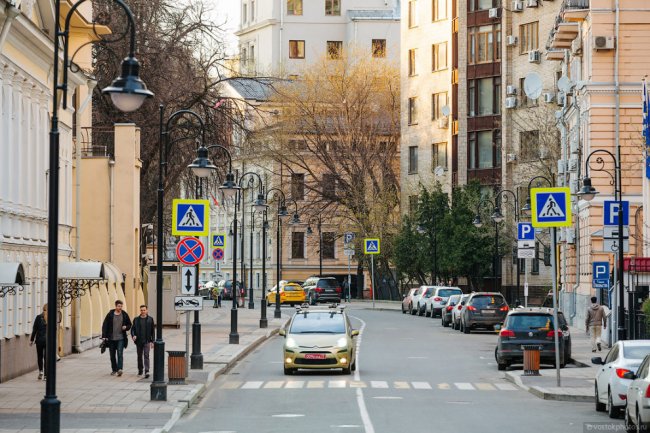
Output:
[220, 380, 520, 392]
[370, 381, 389, 388]
[412, 381, 432, 390]
[494, 383, 517, 391]
[454, 382, 476, 390]
[241, 381, 263, 389]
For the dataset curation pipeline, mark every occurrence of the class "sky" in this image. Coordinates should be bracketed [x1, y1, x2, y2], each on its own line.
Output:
[210, 0, 240, 54]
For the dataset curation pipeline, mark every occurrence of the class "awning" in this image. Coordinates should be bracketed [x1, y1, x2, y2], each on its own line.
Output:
[58, 261, 107, 308]
[0, 263, 26, 298]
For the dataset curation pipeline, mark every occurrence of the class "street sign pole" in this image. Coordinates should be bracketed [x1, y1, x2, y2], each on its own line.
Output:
[524, 261, 529, 308]
[185, 312, 190, 377]
[551, 227, 561, 387]
[371, 255, 376, 309]
[347, 254, 351, 303]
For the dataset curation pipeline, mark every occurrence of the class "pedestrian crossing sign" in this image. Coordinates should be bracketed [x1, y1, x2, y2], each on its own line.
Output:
[531, 187, 572, 228]
[364, 238, 380, 255]
[172, 199, 210, 236]
[211, 233, 226, 249]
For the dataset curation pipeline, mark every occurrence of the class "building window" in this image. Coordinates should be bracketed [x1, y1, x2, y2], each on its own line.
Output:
[322, 232, 336, 259]
[519, 21, 539, 54]
[408, 0, 418, 27]
[325, 0, 341, 16]
[408, 48, 417, 76]
[433, 142, 447, 170]
[432, 42, 448, 71]
[248, 45, 256, 73]
[251, 1, 255, 21]
[408, 146, 419, 174]
[287, 0, 303, 15]
[322, 173, 336, 199]
[432, 0, 447, 20]
[289, 139, 307, 150]
[468, 77, 501, 117]
[242, 3, 248, 23]
[327, 41, 343, 59]
[431, 92, 448, 120]
[408, 97, 418, 125]
[289, 40, 305, 59]
[468, 130, 500, 169]
[372, 39, 387, 58]
[468, 24, 501, 64]
[532, 243, 540, 275]
[469, 0, 495, 11]
[292, 232, 305, 259]
[519, 130, 540, 161]
[519, 77, 538, 108]
[241, 47, 247, 69]
[291, 173, 305, 200]
[409, 195, 419, 215]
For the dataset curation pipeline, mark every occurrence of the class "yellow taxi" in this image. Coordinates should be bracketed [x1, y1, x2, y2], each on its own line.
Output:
[266, 282, 306, 306]
[279, 304, 359, 375]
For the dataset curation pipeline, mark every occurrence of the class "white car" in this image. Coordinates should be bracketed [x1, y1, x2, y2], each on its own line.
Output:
[593, 340, 650, 418]
[411, 286, 434, 316]
[451, 294, 470, 330]
[425, 286, 463, 318]
[624, 353, 650, 431]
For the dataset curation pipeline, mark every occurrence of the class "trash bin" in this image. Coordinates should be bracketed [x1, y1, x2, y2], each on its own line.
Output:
[522, 345, 541, 376]
[167, 351, 186, 384]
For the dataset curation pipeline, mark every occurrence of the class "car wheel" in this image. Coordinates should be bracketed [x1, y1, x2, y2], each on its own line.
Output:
[352, 359, 357, 371]
[625, 407, 636, 433]
[283, 367, 294, 375]
[342, 364, 352, 375]
[309, 294, 316, 306]
[463, 323, 470, 334]
[410, 303, 416, 315]
[443, 318, 449, 327]
[425, 308, 431, 318]
[402, 304, 406, 314]
[608, 390, 621, 418]
[638, 407, 648, 432]
[595, 384, 606, 412]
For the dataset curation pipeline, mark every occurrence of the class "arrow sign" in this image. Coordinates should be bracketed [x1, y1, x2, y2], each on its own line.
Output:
[181, 266, 196, 295]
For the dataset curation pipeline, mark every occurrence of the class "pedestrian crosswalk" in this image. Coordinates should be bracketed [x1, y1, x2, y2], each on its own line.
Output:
[219, 380, 519, 392]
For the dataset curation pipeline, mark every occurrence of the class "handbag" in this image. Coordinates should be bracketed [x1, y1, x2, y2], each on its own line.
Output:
[100, 340, 107, 354]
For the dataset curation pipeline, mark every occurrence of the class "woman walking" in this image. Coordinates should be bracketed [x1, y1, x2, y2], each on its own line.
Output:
[30, 304, 47, 380]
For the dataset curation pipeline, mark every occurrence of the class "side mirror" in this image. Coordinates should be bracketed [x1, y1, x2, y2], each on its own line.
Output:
[402, 294, 406, 299]
[351, 330, 359, 337]
[461, 301, 466, 306]
[494, 324, 502, 331]
[622, 371, 636, 380]
[591, 356, 604, 365]
[279, 329, 286, 337]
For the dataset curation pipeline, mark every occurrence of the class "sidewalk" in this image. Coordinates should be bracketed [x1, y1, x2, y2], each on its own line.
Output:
[504, 325, 600, 402]
[0, 304, 287, 433]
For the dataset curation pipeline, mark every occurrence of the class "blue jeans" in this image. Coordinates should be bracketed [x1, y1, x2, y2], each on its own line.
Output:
[108, 339, 124, 372]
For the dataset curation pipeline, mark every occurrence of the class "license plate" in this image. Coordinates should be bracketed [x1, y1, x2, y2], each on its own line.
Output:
[305, 353, 326, 360]
[482, 310, 495, 314]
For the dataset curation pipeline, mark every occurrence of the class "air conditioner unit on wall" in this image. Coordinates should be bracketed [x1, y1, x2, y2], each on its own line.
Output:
[527, 0, 538, 7]
[507, 35, 518, 46]
[506, 85, 517, 96]
[513, 0, 524, 11]
[544, 92, 554, 103]
[556, 92, 566, 106]
[488, 7, 500, 18]
[593, 35, 616, 50]
[505, 97, 517, 109]
[528, 50, 541, 63]
[438, 117, 449, 128]
[507, 153, 517, 163]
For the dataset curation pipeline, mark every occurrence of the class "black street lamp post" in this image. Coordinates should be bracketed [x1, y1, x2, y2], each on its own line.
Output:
[307, 216, 323, 276]
[265, 189, 288, 319]
[249, 206, 256, 310]
[44, 1, 152, 430]
[578, 150, 626, 341]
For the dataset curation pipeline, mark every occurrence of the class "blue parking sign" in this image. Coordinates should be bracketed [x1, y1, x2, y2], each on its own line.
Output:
[517, 222, 534, 241]
[603, 201, 629, 227]
[592, 261, 610, 289]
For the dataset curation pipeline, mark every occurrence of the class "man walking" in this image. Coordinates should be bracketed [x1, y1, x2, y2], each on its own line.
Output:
[102, 300, 132, 376]
[131, 304, 155, 378]
[586, 296, 607, 352]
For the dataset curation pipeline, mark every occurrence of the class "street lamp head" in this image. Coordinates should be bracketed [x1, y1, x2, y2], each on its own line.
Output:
[306, 226, 313, 235]
[278, 205, 289, 218]
[521, 199, 532, 217]
[101, 56, 153, 112]
[416, 225, 425, 234]
[491, 208, 505, 224]
[253, 193, 268, 212]
[228, 228, 234, 236]
[188, 146, 217, 178]
[578, 177, 598, 201]
[290, 212, 301, 225]
[219, 173, 240, 199]
[472, 215, 483, 228]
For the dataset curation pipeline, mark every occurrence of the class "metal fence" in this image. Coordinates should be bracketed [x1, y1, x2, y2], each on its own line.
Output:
[625, 311, 650, 340]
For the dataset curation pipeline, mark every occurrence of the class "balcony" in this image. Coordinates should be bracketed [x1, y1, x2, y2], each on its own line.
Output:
[563, 0, 589, 22]
[565, 0, 589, 8]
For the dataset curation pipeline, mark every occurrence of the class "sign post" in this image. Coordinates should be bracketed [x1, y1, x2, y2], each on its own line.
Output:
[364, 239, 380, 309]
[517, 222, 535, 306]
[531, 187, 571, 388]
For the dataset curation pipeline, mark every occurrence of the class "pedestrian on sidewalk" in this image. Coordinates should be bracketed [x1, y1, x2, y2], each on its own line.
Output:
[212, 287, 220, 308]
[131, 304, 154, 378]
[101, 300, 132, 376]
[586, 296, 607, 352]
[29, 304, 47, 380]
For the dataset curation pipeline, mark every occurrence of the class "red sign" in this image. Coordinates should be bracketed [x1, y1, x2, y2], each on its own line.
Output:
[176, 237, 205, 265]
[212, 247, 224, 261]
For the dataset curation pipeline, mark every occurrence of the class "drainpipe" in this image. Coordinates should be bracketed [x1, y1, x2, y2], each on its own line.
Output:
[110, 159, 115, 263]
[279, 0, 283, 67]
[73, 79, 96, 353]
[0, 1, 20, 54]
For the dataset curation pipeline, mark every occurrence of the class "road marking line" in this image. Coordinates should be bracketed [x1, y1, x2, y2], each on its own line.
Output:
[393, 381, 410, 389]
[438, 383, 451, 390]
[475, 383, 496, 391]
[494, 383, 517, 391]
[241, 381, 263, 389]
[264, 381, 284, 389]
[407, 356, 427, 359]
[372, 396, 403, 400]
[272, 414, 305, 418]
[349, 381, 367, 388]
[370, 381, 388, 388]
[221, 381, 242, 389]
[307, 380, 324, 388]
[454, 383, 475, 390]
[412, 382, 432, 390]
[329, 380, 346, 388]
[285, 381, 304, 389]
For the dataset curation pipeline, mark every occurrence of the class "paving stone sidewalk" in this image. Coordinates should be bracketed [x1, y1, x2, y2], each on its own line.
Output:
[0, 305, 287, 433]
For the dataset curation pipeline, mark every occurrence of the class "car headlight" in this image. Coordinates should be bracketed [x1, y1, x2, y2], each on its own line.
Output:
[286, 337, 298, 349]
[336, 337, 348, 349]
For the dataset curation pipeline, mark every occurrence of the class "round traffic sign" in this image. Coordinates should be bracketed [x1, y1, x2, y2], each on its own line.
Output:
[212, 247, 224, 261]
[176, 237, 205, 265]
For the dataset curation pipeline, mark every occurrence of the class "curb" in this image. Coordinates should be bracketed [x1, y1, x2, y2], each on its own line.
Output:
[504, 372, 593, 403]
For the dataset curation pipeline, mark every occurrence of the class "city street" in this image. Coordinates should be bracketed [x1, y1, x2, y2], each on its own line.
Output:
[171, 306, 616, 433]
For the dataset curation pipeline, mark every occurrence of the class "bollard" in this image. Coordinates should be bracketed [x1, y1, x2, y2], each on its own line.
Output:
[522, 345, 541, 376]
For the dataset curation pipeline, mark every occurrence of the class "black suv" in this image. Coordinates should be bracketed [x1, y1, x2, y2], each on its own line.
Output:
[460, 292, 508, 334]
[495, 308, 571, 370]
[303, 277, 342, 305]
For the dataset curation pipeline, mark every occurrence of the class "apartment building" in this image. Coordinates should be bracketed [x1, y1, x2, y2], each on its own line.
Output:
[236, 0, 401, 76]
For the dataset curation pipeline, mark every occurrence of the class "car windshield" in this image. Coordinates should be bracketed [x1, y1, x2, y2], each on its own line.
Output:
[423, 288, 434, 298]
[283, 284, 301, 292]
[448, 295, 461, 304]
[317, 279, 338, 288]
[471, 295, 505, 308]
[507, 314, 555, 330]
[290, 312, 346, 334]
[624, 345, 650, 360]
[439, 289, 462, 297]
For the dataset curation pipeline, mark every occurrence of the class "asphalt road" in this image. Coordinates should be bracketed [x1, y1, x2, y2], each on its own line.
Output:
[171, 305, 621, 433]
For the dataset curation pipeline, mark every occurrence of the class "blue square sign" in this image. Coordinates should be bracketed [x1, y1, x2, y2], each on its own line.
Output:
[517, 222, 535, 241]
[603, 200, 629, 227]
[592, 261, 610, 289]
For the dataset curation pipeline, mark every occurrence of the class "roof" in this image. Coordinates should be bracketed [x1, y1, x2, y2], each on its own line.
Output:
[0, 263, 25, 285]
[225, 78, 283, 102]
[59, 261, 106, 280]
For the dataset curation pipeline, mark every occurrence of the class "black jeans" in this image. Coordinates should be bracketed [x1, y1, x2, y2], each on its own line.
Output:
[136, 343, 151, 373]
[108, 339, 124, 372]
[36, 342, 46, 373]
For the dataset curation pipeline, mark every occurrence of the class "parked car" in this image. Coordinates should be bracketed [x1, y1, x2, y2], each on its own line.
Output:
[623, 351, 650, 431]
[412, 286, 435, 316]
[218, 280, 242, 300]
[402, 288, 418, 314]
[425, 286, 463, 318]
[198, 280, 217, 299]
[495, 308, 571, 371]
[593, 340, 650, 419]
[303, 277, 342, 305]
[266, 282, 306, 306]
[441, 294, 461, 327]
[452, 294, 470, 330]
[460, 292, 508, 334]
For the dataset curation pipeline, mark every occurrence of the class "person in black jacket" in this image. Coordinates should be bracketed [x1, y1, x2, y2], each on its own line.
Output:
[30, 304, 48, 380]
[130, 304, 155, 378]
[101, 300, 132, 376]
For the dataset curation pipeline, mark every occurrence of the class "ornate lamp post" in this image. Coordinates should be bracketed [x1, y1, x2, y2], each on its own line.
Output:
[43, 1, 152, 430]
[307, 216, 323, 276]
[265, 189, 289, 318]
